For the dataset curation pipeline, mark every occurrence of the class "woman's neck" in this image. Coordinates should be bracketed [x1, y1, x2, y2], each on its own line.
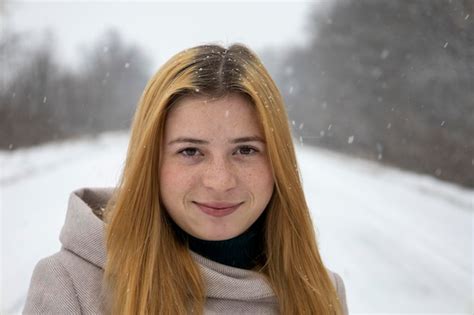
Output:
[171, 213, 266, 270]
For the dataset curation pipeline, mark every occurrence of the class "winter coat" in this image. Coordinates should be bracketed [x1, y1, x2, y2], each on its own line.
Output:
[23, 187, 349, 314]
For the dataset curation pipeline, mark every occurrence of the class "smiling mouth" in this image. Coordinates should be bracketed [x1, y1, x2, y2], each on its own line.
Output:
[193, 201, 243, 217]
[193, 201, 243, 209]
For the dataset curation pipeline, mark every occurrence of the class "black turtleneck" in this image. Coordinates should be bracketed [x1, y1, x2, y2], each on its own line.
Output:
[171, 212, 266, 270]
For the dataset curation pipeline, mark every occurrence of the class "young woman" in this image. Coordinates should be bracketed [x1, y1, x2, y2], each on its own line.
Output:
[24, 44, 348, 314]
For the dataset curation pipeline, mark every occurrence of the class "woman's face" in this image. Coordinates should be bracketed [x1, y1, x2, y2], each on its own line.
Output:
[159, 93, 274, 241]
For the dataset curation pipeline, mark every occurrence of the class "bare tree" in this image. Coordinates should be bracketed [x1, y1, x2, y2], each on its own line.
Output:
[0, 30, 64, 147]
[75, 29, 152, 133]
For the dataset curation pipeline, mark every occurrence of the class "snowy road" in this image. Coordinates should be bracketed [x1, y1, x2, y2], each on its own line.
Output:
[1, 131, 472, 314]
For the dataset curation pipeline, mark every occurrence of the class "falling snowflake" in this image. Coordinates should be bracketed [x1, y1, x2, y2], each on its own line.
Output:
[284, 66, 294, 76]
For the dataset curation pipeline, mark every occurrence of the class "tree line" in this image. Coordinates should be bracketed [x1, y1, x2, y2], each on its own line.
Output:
[0, 28, 152, 149]
[263, 0, 473, 187]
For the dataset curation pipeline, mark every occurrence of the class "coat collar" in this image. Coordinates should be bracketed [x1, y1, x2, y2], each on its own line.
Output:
[60, 187, 276, 301]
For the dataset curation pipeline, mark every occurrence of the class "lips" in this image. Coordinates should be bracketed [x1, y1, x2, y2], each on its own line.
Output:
[193, 201, 243, 217]
[194, 201, 242, 209]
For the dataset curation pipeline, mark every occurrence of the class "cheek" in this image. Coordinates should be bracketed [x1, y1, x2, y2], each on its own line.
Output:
[160, 165, 176, 190]
[245, 161, 274, 195]
[159, 164, 192, 200]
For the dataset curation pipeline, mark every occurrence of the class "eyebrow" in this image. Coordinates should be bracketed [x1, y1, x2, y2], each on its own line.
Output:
[167, 136, 265, 145]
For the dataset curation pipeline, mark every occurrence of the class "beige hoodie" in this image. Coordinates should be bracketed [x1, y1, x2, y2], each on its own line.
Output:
[23, 187, 348, 314]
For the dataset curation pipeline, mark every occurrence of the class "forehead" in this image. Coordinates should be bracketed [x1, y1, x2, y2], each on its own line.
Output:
[164, 94, 263, 138]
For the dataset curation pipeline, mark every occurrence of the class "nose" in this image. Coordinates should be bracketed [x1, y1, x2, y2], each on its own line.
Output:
[201, 156, 238, 192]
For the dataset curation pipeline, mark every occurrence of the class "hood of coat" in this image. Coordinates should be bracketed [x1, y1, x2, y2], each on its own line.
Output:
[59, 187, 111, 270]
[59, 187, 276, 301]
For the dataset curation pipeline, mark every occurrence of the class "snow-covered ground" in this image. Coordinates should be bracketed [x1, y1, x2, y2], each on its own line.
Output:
[1, 131, 472, 314]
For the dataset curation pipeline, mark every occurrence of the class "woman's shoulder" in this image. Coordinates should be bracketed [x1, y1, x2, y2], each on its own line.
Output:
[23, 249, 105, 314]
[326, 269, 349, 315]
[23, 251, 81, 314]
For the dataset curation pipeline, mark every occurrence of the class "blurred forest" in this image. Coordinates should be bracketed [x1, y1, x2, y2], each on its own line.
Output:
[265, 0, 474, 187]
[1, 0, 473, 187]
[0, 25, 151, 148]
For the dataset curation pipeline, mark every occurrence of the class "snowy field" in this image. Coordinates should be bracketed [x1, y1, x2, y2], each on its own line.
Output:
[1, 131, 472, 314]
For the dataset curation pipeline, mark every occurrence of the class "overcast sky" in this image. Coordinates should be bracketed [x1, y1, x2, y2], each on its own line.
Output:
[6, 0, 318, 70]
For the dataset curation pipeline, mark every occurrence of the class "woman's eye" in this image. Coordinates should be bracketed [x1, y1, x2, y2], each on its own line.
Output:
[178, 148, 201, 157]
[235, 146, 258, 155]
